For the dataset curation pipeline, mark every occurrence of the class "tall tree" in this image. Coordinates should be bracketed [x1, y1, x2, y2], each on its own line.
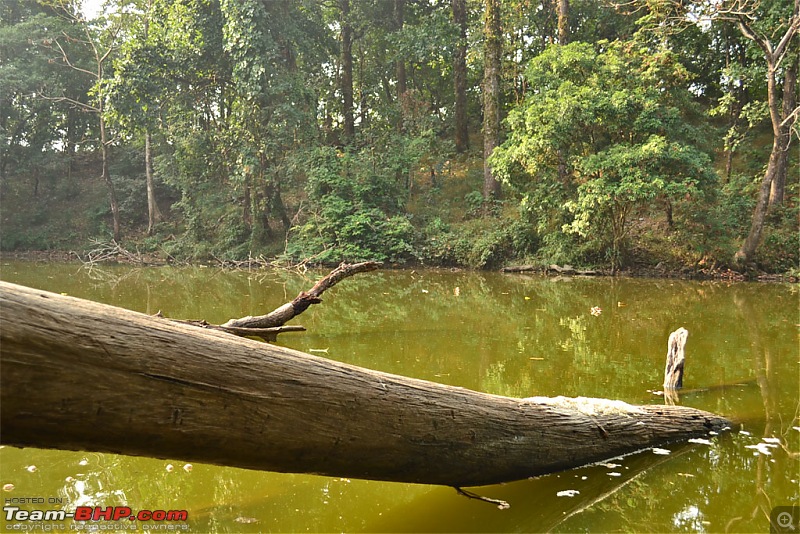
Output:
[730, 0, 799, 265]
[482, 0, 502, 202]
[43, 2, 122, 241]
[557, 0, 570, 43]
[453, 0, 469, 152]
[340, 0, 355, 142]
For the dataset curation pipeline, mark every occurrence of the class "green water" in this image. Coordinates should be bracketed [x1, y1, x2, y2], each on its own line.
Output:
[1, 262, 798, 532]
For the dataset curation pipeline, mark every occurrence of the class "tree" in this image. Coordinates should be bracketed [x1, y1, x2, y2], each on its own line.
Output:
[482, 0, 502, 202]
[731, 0, 799, 265]
[491, 41, 718, 270]
[41, 0, 122, 241]
[558, 0, 570, 43]
[619, 0, 799, 266]
[453, 0, 469, 152]
[340, 0, 355, 142]
[107, 0, 163, 235]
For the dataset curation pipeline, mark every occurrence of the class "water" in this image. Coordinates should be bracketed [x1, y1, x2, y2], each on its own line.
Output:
[1, 262, 798, 532]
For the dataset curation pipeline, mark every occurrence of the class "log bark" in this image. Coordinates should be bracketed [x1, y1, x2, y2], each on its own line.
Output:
[0, 282, 731, 487]
[663, 327, 687, 390]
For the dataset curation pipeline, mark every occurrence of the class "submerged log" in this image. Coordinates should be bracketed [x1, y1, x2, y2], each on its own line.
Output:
[0, 282, 730, 488]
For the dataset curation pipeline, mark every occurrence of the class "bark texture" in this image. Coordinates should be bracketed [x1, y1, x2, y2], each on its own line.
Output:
[1, 282, 731, 487]
[482, 0, 502, 201]
[453, 0, 469, 153]
[663, 327, 687, 390]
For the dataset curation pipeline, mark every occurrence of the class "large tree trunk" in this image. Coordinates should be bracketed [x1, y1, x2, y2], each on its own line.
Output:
[0, 281, 730, 488]
[482, 0, 502, 202]
[453, 0, 469, 153]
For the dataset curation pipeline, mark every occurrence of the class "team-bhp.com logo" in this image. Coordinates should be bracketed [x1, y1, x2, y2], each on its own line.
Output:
[4, 505, 188, 528]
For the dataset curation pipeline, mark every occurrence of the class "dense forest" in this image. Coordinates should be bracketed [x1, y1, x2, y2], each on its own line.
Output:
[1, 0, 798, 274]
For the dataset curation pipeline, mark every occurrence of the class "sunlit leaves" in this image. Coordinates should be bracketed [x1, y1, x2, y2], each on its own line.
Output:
[491, 40, 718, 268]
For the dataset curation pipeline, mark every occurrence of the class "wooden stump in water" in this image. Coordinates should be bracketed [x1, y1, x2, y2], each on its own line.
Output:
[663, 327, 688, 391]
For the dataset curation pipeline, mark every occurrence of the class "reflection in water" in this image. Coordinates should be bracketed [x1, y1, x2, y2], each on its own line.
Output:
[0, 263, 797, 532]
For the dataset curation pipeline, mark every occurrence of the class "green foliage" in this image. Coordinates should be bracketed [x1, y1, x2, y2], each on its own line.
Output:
[419, 210, 536, 269]
[492, 41, 718, 270]
[287, 146, 416, 263]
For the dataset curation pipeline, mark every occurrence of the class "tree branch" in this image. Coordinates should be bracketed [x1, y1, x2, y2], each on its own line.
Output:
[221, 261, 381, 331]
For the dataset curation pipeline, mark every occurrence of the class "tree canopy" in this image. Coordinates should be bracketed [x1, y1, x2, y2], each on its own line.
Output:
[1, 0, 797, 274]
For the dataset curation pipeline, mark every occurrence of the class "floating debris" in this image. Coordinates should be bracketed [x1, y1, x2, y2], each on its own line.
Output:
[454, 286, 460, 297]
[309, 348, 329, 353]
[739, 430, 751, 436]
[234, 517, 259, 524]
[183, 464, 193, 473]
[25, 465, 37, 473]
[762, 437, 781, 444]
[165, 464, 174, 472]
[688, 438, 713, 445]
[607, 472, 622, 477]
[3, 484, 14, 492]
[652, 448, 671, 455]
[556, 490, 580, 497]
[590, 306, 602, 316]
[78, 458, 89, 466]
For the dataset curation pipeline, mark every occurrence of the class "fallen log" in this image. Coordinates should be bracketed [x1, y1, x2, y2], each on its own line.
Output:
[0, 281, 731, 488]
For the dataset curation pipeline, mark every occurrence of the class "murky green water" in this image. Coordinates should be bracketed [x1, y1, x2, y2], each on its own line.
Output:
[1, 262, 798, 532]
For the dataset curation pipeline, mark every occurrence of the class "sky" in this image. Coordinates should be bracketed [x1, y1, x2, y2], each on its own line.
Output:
[82, 0, 104, 19]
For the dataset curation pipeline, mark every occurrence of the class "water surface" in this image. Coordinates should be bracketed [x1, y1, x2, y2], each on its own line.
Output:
[1, 262, 798, 532]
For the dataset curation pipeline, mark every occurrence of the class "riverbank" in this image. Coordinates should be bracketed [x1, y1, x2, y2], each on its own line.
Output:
[3, 249, 797, 283]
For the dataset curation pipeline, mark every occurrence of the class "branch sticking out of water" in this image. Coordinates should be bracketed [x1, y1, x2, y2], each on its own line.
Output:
[453, 487, 511, 510]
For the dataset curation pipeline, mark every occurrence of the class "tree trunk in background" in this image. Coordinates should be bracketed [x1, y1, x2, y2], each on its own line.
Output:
[145, 129, 163, 235]
[0, 282, 731, 488]
[340, 0, 355, 142]
[394, 0, 406, 98]
[453, 0, 469, 153]
[770, 56, 796, 208]
[557, 0, 570, 44]
[734, 3, 798, 265]
[482, 0, 502, 202]
[99, 111, 121, 242]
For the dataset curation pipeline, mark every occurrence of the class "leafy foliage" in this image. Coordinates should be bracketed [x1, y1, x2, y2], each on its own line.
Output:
[492, 41, 719, 269]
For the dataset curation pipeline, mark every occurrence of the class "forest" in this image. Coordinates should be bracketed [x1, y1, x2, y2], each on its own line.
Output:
[1, 0, 798, 274]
